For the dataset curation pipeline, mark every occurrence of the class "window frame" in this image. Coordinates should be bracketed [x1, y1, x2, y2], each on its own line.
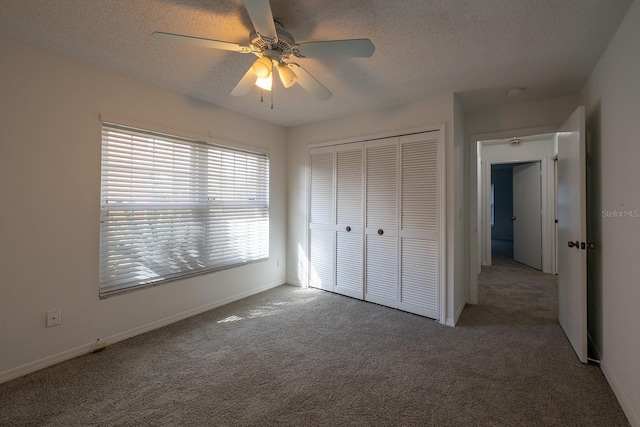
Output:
[99, 121, 270, 298]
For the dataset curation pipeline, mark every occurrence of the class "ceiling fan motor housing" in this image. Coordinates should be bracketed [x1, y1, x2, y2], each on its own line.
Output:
[250, 22, 295, 59]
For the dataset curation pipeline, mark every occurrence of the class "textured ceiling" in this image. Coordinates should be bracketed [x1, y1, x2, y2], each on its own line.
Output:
[0, 0, 633, 127]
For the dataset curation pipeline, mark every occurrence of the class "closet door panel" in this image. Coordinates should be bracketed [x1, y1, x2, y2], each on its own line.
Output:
[365, 234, 398, 305]
[335, 144, 364, 298]
[401, 136, 438, 232]
[309, 147, 335, 291]
[336, 231, 363, 297]
[310, 149, 334, 226]
[365, 142, 398, 230]
[364, 138, 398, 307]
[336, 146, 363, 230]
[309, 228, 334, 290]
[400, 238, 438, 318]
[398, 132, 441, 318]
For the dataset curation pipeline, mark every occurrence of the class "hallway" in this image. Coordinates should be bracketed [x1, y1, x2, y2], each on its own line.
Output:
[491, 238, 514, 265]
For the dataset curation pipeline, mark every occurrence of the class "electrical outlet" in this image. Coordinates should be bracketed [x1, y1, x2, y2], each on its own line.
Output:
[46, 308, 61, 327]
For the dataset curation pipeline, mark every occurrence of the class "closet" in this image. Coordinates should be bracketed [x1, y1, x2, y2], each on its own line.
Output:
[308, 129, 443, 320]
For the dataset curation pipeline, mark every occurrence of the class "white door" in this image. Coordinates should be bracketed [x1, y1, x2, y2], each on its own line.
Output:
[335, 143, 363, 299]
[308, 147, 335, 291]
[557, 106, 587, 363]
[513, 162, 542, 270]
[398, 132, 441, 319]
[364, 138, 398, 307]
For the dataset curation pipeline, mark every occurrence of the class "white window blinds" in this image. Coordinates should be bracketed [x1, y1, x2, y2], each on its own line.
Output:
[100, 122, 269, 297]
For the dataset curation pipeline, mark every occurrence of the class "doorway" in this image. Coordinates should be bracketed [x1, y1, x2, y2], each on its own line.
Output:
[470, 106, 588, 363]
[478, 135, 556, 274]
[490, 161, 543, 270]
[490, 163, 515, 263]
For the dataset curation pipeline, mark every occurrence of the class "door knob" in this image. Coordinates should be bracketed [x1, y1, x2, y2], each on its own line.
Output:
[588, 242, 597, 250]
[346, 226, 351, 232]
[567, 241, 580, 249]
[511, 216, 516, 220]
[378, 229, 384, 235]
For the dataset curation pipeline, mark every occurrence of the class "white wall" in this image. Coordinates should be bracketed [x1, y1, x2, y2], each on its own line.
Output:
[453, 96, 468, 318]
[465, 94, 581, 138]
[286, 94, 467, 325]
[580, 1, 640, 424]
[0, 35, 288, 382]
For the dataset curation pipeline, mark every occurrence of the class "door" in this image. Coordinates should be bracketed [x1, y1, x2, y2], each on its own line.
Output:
[557, 106, 587, 363]
[398, 132, 441, 319]
[513, 162, 542, 270]
[364, 138, 398, 307]
[308, 147, 335, 291]
[335, 143, 363, 299]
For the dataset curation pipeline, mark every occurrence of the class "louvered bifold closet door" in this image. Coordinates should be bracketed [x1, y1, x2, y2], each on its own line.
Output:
[335, 143, 364, 299]
[309, 147, 335, 291]
[364, 138, 399, 307]
[399, 131, 441, 319]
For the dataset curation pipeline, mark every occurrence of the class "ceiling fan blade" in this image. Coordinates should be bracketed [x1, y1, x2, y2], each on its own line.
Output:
[152, 32, 251, 53]
[243, 0, 277, 40]
[231, 67, 258, 96]
[296, 39, 375, 58]
[288, 63, 332, 101]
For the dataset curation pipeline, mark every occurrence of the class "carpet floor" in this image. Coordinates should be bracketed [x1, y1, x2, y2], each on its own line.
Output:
[0, 253, 629, 426]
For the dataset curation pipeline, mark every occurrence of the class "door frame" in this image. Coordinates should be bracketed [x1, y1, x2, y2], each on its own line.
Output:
[482, 156, 552, 270]
[468, 125, 557, 304]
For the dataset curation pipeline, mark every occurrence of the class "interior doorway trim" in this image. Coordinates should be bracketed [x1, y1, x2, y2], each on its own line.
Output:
[468, 125, 558, 305]
[482, 157, 551, 270]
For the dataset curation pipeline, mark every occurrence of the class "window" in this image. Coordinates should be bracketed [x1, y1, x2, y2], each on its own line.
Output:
[99, 122, 269, 297]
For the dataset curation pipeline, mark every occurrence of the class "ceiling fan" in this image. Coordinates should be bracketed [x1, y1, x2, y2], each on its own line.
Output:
[152, 0, 375, 101]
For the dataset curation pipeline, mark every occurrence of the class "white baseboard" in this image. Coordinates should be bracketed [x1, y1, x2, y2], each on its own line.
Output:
[588, 333, 638, 426]
[286, 277, 303, 287]
[0, 280, 284, 384]
[445, 301, 467, 327]
[0, 341, 97, 385]
[600, 358, 640, 426]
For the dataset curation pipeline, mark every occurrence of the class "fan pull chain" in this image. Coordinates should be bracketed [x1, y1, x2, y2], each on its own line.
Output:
[260, 89, 264, 104]
[271, 87, 274, 110]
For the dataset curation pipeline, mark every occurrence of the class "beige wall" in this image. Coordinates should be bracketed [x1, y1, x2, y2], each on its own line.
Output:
[580, 1, 640, 423]
[0, 35, 288, 381]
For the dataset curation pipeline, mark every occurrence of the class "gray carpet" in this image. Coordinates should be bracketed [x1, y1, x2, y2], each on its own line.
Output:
[0, 259, 629, 426]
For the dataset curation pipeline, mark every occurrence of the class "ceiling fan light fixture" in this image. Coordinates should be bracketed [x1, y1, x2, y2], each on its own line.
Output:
[153, 0, 373, 102]
[256, 74, 273, 91]
[252, 55, 273, 78]
[277, 63, 298, 88]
